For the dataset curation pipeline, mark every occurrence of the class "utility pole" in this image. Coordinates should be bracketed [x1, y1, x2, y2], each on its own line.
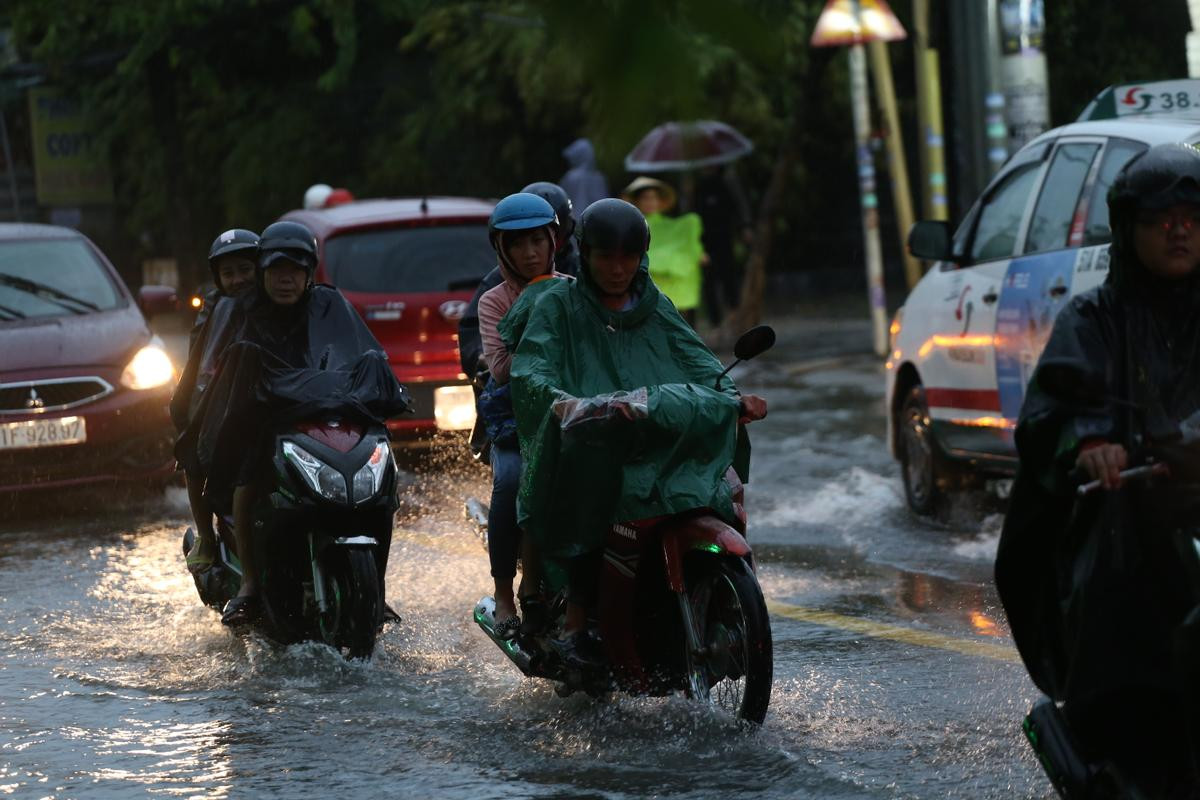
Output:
[948, 1, 1008, 215]
[912, 0, 948, 222]
[869, 40, 921, 289]
[997, 0, 1049, 150]
[812, 0, 907, 356]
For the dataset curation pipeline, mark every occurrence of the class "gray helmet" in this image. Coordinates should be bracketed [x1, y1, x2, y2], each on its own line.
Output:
[520, 181, 576, 240]
[207, 228, 259, 285]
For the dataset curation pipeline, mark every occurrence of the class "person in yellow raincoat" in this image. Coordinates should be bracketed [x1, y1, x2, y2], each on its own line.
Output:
[622, 176, 705, 325]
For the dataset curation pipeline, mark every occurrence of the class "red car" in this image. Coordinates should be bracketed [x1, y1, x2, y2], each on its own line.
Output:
[0, 223, 179, 493]
[281, 197, 496, 445]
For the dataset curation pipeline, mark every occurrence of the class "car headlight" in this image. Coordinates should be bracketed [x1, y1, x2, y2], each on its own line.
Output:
[352, 440, 391, 503]
[434, 385, 476, 431]
[283, 441, 348, 504]
[120, 343, 176, 390]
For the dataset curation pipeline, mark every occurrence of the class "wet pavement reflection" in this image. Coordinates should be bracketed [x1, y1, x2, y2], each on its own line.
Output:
[0, 357, 1052, 799]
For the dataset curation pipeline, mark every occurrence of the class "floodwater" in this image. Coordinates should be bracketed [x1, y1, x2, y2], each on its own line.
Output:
[0, 357, 1051, 799]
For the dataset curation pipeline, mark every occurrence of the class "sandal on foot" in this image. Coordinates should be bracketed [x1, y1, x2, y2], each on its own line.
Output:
[519, 595, 549, 636]
[221, 595, 260, 626]
[494, 613, 521, 640]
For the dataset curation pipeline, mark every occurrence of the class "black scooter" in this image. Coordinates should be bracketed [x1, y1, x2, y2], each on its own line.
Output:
[1018, 359, 1200, 798]
[184, 416, 398, 659]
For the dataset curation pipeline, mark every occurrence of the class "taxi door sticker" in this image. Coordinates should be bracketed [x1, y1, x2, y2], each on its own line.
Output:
[994, 250, 1077, 421]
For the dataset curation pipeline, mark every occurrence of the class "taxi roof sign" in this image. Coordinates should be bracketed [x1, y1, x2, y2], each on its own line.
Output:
[1077, 79, 1200, 122]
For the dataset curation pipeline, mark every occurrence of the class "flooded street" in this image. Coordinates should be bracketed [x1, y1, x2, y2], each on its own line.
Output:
[0, 356, 1050, 799]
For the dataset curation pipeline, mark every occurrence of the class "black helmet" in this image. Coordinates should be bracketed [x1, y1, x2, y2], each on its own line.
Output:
[520, 181, 575, 240]
[258, 220, 318, 276]
[578, 198, 650, 261]
[1109, 143, 1200, 214]
[208, 228, 259, 283]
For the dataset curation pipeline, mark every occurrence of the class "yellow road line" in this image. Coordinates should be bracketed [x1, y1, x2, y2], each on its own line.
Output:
[396, 523, 1021, 664]
[766, 599, 1021, 664]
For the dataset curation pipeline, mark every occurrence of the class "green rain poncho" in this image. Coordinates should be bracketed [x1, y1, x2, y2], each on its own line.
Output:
[498, 257, 750, 561]
[646, 212, 704, 312]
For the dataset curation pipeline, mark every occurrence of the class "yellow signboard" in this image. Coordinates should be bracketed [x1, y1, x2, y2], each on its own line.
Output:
[27, 87, 114, 206]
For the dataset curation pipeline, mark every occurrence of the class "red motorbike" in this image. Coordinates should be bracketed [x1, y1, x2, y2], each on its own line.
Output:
[472, 327, 775, 724]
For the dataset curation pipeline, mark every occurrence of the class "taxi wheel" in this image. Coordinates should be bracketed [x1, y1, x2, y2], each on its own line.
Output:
[899, 385, 945, 516]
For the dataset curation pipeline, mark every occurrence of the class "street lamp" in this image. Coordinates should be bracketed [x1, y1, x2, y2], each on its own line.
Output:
[812, 0, 907, 356]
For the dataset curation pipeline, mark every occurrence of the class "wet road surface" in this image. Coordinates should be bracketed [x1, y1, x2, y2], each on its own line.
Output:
[0, 356, 1051, 799]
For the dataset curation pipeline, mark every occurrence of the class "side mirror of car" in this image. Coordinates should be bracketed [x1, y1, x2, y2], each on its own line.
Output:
[138, 285, 179, 318]
[908, 220, 956, 262]
[734, 325, 776, 362]
[1035, 357, 1107, 408]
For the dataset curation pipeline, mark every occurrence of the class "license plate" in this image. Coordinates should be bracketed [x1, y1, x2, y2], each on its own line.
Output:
[0, 416, 87, 450]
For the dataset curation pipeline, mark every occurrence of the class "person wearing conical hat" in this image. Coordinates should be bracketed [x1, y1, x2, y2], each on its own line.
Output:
[622, 176, 705, 326]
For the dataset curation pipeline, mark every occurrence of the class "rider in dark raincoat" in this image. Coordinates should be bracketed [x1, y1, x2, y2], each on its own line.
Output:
[499, 198, 766, 663]
[176, 221, 409, 624]
[996, 143, 1200, 791]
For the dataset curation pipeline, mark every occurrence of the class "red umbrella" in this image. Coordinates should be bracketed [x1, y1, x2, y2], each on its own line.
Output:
[624, 120, 754, 172]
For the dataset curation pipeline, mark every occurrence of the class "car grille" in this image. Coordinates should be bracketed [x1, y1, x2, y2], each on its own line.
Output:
[0, 378, 114, 414]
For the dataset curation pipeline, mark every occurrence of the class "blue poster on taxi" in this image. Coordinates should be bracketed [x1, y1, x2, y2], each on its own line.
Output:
[994, 250, 1077, 421]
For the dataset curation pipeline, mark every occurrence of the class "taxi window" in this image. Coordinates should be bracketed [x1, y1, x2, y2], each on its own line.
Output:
[1024, 142, 1100, 254]
[969, 163, 1040, 262]
[1081, 139, 1148, 246]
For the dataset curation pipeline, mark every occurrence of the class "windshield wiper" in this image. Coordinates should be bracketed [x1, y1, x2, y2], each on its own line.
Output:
[0, 274, 99, 313]
[0, 302, 27, 320]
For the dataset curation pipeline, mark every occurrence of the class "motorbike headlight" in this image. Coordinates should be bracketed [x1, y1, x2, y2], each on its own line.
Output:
[283, 441, 348, 504]
[120, 342, 176, 390]
[352, 441, 391, 503]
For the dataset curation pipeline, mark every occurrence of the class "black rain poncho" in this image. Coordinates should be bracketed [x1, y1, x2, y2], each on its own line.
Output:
[995, 192, 1200, 706]
[174, 285, 411, 507]
[499, 255, 750, 562]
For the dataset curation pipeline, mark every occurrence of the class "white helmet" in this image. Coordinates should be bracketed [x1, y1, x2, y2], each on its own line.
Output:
[303, 183, 333, 210]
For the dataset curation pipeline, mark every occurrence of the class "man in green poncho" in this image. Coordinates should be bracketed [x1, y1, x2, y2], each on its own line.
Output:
[498, 198, 767, 665]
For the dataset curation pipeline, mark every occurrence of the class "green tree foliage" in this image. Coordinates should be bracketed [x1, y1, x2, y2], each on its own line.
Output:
[1044, 0, 1189, 126]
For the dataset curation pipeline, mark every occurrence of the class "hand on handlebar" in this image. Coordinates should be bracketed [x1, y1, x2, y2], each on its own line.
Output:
[739, 394, 768, 424]
[1076, 441, 1128, 491]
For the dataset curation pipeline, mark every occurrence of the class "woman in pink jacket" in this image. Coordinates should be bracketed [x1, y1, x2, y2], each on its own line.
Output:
[477, 193, 568, 638]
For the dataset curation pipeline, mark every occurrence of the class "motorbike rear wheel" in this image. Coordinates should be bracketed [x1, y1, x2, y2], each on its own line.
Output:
[683, 557, 773, 724]
[318, 548, 381, 660]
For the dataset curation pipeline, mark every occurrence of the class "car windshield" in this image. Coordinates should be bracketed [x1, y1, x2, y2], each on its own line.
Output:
[0, 239, 121, 320]
[323, 224, 495, 293]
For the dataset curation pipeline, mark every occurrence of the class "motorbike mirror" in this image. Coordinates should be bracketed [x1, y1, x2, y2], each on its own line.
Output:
[1035, 358, 1106, 407]
[734, 325, 776, 362]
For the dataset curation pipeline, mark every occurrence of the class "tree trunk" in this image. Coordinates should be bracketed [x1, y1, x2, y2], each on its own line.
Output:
[145, 50, 199, 289]
[716, 49, 835, 346]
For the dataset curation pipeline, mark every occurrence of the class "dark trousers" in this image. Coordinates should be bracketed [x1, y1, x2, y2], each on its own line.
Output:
[487, 444, 522, 580]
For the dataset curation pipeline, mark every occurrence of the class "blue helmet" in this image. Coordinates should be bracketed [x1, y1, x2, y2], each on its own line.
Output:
[488, 192, 559, 249]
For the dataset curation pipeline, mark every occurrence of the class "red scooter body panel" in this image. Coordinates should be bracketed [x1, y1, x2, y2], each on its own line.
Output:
[660, 514, 751, 593]
[598, 522, 651, 689]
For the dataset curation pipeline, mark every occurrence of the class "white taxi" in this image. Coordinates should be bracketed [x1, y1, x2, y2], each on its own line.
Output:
[888, 79, 1200, 514]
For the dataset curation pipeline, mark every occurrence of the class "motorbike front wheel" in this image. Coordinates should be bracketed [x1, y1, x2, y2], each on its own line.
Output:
[319, 548, 381, 660]
[683, 557, 773, 724]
